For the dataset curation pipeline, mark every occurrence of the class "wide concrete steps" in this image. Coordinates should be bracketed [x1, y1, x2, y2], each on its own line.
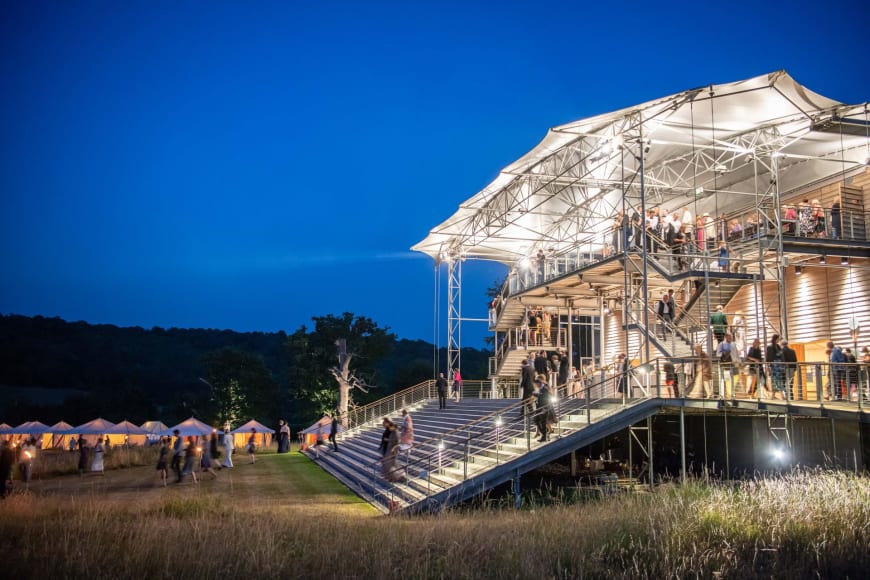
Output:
[306, 396, 627, 513]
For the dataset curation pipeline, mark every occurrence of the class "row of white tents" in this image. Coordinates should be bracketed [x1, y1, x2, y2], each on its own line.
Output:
[0, 417, 275, 449]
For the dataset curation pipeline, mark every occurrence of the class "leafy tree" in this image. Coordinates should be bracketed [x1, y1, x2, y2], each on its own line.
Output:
[285, 313, 395, 425]
[202, 348, 279, 427]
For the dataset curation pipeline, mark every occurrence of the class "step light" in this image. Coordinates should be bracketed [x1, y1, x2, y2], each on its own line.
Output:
[820, 255, 826, 264]
[795, 265, 802, 275]
[841, 256, 849, 265]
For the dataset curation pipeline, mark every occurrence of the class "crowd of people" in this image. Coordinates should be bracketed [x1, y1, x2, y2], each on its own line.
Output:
[0, 418, 303, 494]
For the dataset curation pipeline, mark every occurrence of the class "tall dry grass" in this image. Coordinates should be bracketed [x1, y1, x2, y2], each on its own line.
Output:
[0, 470, 867, 578]
[28, 445, 158, 477]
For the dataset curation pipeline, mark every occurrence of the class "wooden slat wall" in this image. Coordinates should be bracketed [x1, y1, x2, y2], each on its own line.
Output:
[727, 281, 783, 342]
[782, 168, 868, 240]
[724, 259, 870, 361]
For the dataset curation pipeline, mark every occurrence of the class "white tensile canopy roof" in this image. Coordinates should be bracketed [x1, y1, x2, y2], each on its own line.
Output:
[0, 423, 12, 434]
[49, 421, 74, 432]
[412, 71, 868, 264]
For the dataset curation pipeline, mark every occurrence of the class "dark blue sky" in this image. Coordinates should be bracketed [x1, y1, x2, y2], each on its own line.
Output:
[1, 1, 868, 346]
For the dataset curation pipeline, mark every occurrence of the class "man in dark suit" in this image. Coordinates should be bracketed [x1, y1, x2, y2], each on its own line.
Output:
[518, 359, 536, 419]
[534, 350, 549, 376]
[782, 340, 799, 400]
[435, 372, 448, 409]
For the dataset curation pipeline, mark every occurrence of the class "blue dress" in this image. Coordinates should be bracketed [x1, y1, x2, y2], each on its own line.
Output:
[718, 247, 728, 269]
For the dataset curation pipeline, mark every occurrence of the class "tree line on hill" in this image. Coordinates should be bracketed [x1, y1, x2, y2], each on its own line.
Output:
[0, 313, 490, 431]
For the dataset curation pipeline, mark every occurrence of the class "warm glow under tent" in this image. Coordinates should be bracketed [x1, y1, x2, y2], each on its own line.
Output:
[43, 421, 75, 449]
[64, 417, 119, 446]
[299, 415, 344, 450]
[12, 421, 51, 445]
[231, 420, 274, 448]
[0, 423, 12, 441]
[112, 420, 148, 446]
[140, 420, 169, 445]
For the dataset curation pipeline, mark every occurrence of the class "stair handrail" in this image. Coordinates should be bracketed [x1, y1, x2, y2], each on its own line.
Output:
[345, 379, 435, 432]
[368, 365, 665, 509]
[396, 368, 656, 504]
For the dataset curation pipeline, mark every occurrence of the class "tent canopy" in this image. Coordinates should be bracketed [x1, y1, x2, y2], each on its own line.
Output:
[12, 420, 52, 434]
[113, 420, 147, 435]
[231, 419, 275, 434]
[66, 418, 118, 435]
[162, 417, 218, 437]
[44, 421, 76, 448]
[140, 420, 169, 434]
[412, 71, 868, 264]
[0, 423, 12, 434]
[300, 415, 345, 435]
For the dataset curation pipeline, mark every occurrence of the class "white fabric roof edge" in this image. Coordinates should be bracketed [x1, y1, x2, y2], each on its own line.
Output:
[411, 71, 867, 263]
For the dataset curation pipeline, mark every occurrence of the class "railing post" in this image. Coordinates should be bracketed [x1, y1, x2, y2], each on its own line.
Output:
[815, 364, 823, 403]
[586, 384, 592, 425]
[655, 359, 661, 398]
[525, 413, 531, 451]
[463, 434, 469, 480]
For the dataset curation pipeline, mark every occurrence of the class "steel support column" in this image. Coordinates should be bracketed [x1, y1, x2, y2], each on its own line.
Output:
[446, 256, 462, 377]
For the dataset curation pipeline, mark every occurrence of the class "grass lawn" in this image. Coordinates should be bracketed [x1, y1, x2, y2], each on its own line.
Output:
[15, 445, 375, 516]
[1, 449, 868, 579]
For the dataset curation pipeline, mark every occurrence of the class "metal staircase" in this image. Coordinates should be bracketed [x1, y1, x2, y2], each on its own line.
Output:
[306, 371, 648, 514]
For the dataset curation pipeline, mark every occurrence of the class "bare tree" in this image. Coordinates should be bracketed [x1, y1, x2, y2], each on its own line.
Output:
[330, 338, 373, 426]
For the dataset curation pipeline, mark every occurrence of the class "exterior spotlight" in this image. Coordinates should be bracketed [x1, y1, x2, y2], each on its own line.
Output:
[695, 186, 704, 195]
[519, 257, 530, 270]
[819, 255, 826, 264]
[495, 416, 502, 427]
[841, 256, 849, 265]
[438, 440, 445, 451]
[795, 265, 802, 275]
[771, 447, 787, 462]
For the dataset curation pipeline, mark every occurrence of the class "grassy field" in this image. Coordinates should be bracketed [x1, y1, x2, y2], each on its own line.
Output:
[1, 448, 868, 579]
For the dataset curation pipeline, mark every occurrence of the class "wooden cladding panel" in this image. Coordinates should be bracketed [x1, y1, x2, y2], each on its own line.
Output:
[723, 259, 870, 351]
[782, 168, 868, 240]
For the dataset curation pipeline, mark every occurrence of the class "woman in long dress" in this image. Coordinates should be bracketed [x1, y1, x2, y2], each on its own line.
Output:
[277, 420, 290, 454]
[222, 423, 234, 468]
[398, 410, 414, 452]
[91, 437, 105, 474]
[381, 422, 403, 482]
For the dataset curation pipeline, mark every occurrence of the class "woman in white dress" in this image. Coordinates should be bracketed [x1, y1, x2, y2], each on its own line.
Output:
[221, 423, 234, 468]
[91, 437, 105, 474]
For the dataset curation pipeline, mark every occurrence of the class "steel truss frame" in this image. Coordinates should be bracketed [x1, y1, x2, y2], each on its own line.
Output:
[427, 76, 867, 371]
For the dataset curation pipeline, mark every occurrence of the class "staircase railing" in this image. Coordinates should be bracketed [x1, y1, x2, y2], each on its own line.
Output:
[325, 358, 868, 513]
[364, 367, 661, 511]
[344, 380, 435, 433]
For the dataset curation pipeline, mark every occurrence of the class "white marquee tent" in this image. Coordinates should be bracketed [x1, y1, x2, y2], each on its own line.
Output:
[231, 419, 274, 448]
[43, 421, 75, 449]
[162, 417, 218, 438]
